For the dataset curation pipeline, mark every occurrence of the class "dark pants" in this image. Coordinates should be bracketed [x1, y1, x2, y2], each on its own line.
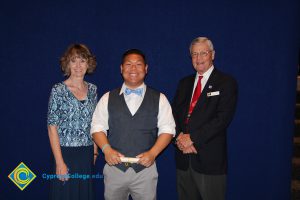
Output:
[176, 166, 226, 200]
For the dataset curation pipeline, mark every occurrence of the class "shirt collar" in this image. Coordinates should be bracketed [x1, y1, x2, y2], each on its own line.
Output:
[196, 65, 214, 80]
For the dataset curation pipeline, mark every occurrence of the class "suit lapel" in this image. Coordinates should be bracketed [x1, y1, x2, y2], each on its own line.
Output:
[183, 76, 196, 118]
[187, 76, 196, 102]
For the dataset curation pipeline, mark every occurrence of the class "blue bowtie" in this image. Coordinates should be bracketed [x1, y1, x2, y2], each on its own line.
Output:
[124, 88, 143, 96]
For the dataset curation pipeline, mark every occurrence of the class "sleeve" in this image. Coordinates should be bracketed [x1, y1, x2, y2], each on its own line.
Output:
[92, 84, 98, 109]
[47, 86, 60, 126]
[90, 92, 109, 135]
[157, 93, 176, 136]
[171, 80, 184, 137]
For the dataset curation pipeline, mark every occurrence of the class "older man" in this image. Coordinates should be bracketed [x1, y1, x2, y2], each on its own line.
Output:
[173, 37, 238, 200]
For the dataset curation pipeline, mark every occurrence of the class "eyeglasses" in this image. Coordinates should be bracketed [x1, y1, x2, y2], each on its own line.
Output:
[191, 51, 212, 58]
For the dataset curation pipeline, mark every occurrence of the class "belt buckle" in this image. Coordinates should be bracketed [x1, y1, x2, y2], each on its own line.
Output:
[124, 162, 131, 167]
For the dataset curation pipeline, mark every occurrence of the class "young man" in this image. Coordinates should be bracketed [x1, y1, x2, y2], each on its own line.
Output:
[91, 49, 175, 200]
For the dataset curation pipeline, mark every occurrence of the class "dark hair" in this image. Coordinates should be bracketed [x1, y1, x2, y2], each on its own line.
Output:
[60, 44, 97, 76]
[121, 49, 147, 64]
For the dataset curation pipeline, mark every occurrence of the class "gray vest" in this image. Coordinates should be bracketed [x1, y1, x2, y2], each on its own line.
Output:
[108, 87, 159, 173]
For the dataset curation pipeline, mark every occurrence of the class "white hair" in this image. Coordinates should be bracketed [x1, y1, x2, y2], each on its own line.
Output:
[189, 37, 214, 54]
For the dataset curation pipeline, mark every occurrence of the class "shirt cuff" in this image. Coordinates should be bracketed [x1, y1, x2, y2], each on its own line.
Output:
[157, 128, 176, 137]
[90, 126, 107, 135]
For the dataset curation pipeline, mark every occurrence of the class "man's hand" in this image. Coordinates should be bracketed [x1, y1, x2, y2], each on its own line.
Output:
[182, 145, 198, 154]
[176, 133, 197, 154]
[103, 146, 124, 166]
[176, 133, 193, 149]
[136, 151, 156, 167]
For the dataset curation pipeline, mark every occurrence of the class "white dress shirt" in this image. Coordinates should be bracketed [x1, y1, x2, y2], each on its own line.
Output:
[91, 83, 176, 137]
[190, 65, 214, 103]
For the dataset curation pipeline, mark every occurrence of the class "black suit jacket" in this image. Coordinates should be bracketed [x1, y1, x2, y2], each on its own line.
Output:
[172, 68, 238, 174]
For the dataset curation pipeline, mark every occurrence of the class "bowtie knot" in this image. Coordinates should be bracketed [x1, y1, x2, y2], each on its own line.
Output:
[124, 88, 143, 96]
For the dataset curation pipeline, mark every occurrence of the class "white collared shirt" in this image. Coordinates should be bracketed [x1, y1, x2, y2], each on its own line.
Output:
[191, 65, 214, 103]
[91, 82, 176, 136]
[120, 83, 145, 115]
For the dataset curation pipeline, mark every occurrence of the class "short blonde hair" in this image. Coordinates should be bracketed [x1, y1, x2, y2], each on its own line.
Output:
[60, 44, 97, 76]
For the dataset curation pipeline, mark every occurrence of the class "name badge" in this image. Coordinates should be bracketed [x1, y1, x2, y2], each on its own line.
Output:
[207, 91, 220, 97]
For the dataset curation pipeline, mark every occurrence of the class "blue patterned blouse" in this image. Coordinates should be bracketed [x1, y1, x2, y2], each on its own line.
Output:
[47, 82, 98, 147]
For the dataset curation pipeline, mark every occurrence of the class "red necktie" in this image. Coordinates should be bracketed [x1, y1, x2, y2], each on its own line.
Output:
[186, 75, 203, 124]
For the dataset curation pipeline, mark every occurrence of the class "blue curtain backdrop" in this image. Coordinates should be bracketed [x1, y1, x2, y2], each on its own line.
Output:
[0, 0, 299, 199]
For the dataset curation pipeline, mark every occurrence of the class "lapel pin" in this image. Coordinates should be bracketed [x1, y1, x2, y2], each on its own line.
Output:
[208, 85, 212, 89]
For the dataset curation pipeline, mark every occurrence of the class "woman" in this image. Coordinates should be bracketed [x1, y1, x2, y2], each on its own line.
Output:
[47, 44, 98, 200]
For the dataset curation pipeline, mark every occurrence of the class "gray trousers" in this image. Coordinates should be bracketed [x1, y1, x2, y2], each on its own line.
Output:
[103, 163, 158, 200]
[176, 166, 226, 200]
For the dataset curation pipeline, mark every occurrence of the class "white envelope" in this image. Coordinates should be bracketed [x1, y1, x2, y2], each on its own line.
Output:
[207, 91, 220, 97]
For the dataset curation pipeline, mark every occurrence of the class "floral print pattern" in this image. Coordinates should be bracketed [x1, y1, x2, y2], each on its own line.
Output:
[47, 82, 97, 147]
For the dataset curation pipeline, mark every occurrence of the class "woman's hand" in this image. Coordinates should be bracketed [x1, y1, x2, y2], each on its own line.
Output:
[93, 154, 98, 165]
[56, 162, 69, 181]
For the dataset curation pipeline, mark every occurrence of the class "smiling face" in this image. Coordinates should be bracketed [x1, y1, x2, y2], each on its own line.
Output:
[121, 53, 148, 89]
[68, 55, 88, 79]
[190, 42, 215, 75]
